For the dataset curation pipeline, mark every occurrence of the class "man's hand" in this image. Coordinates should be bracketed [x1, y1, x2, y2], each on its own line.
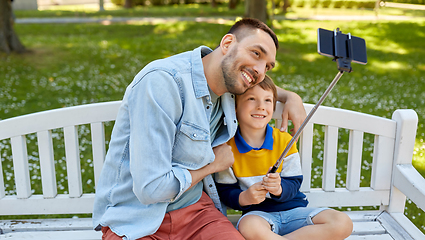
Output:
[210, 143, 235, 173]
[262, 172, 282, 197]
[239, 182, 268, 206]
[188, 144, 234, 189]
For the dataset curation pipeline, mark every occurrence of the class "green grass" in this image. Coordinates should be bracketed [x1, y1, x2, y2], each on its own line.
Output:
[2, 3, 425, 233]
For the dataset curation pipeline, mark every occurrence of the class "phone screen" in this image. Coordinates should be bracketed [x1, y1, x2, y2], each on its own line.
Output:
[317, 28, 367, 65]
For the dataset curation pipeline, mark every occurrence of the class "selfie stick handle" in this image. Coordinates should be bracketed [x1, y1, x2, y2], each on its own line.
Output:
[269, 70, 344, 173]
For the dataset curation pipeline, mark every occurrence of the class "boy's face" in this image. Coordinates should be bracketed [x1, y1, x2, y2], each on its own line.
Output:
[235, 85, 274, 131]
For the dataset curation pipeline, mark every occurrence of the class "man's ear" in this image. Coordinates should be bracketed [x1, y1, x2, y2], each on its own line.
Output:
[220, 34, 235, 54]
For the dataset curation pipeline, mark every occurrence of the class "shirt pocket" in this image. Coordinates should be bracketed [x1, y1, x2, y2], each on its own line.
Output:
[172, 121, 212, 168]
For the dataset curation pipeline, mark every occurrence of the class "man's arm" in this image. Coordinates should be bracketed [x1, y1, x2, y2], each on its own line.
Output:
[276, 87, 306, 137]
[128, 71, 192, 205]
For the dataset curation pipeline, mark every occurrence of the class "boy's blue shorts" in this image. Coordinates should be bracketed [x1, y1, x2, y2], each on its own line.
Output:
[236, 207, 330, 235]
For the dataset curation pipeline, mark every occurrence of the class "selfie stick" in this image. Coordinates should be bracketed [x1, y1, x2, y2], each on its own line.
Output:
[269, 28, 361, 174]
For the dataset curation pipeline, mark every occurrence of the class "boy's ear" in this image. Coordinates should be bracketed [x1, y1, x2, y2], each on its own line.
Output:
[220, 34, 235, 55]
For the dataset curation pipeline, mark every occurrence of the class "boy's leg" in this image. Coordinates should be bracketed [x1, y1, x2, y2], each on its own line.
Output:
[283, 208, 353, 240]
[238, 214, 288, 240]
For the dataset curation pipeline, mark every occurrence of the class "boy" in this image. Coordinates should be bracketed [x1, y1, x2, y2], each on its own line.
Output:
[215, 75, 353, 240]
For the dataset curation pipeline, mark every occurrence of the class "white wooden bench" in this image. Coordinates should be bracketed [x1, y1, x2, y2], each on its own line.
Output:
[0, 101, 424, 239]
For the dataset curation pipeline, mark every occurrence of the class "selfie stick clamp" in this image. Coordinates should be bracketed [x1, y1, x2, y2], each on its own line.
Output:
[269, 28, 356, 174]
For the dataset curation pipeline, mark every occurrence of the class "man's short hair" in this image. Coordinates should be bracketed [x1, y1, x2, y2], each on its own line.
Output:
[227, 18, 279, 50]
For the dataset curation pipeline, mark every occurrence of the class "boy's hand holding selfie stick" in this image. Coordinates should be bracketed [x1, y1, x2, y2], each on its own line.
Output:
[269, 28, 368, 174]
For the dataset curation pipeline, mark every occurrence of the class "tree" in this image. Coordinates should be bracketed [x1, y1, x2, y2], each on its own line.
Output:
[0, 0, 26, 54]
[99, 0, 105, 11]
[124, 0, 132, 8]
[244, 0, 267, 23]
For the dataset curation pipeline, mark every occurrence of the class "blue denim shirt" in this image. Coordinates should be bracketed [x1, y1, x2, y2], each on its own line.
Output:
[92, 46, 238, 240]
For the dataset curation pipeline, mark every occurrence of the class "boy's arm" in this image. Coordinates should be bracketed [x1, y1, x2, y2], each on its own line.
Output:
[215, 182, 251, 211]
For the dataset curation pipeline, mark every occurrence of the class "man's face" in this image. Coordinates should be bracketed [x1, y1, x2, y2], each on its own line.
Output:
[221, 29, 276, 95]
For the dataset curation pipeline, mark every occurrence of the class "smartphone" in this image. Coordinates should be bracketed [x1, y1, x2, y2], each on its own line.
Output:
[317, 28, 367, 65]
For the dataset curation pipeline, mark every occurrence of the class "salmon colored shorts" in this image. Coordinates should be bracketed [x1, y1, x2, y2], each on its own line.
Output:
[101, 192, 244, 240]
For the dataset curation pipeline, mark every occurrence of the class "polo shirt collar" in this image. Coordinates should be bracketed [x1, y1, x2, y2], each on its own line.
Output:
[234, 124, 274, 154]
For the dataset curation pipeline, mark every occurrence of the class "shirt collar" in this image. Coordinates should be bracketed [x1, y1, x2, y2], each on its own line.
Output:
[191, 46, 212, 99]
[234, 124, 274, 154]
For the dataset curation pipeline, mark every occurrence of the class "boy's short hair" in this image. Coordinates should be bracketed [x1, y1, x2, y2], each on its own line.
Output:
[257, 75, 278, 111]
[226, 18, 279, 50]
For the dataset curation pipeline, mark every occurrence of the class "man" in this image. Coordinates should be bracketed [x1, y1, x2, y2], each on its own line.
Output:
[93, 18, 306, 240]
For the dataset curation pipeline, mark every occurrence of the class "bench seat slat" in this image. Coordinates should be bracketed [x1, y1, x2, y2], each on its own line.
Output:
[346, 234, 394, 240]
[0, 230, 101, 240]
[0, 218, 93, 233]
[352, 222, 386, 235]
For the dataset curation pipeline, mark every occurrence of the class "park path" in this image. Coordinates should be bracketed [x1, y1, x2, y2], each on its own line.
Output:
[16, 0, 424, 24]
[15, 14, 421, 24]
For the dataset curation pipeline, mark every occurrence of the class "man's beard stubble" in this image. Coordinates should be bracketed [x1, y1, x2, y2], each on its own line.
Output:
[221, 49, 248, 96]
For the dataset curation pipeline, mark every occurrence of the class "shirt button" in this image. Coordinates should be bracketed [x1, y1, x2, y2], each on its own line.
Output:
[234, 120, 237, 123]
[209, 184, 213, 187]
[193, 133, 197, 138]
[206, 106, 210, 109]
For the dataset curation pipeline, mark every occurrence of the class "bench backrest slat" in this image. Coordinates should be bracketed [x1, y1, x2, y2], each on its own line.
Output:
[322, 125, 338, 191]
[0, 144, 4, 199]
[299, 122, 313, 192]
[91, 122, 106, 187]
[371, 135, 395, 190]
[346, 130, 364, 191]
[11, 135, 32, 199]
[37, 130, 58, 198]
[64, 125, 83, 198]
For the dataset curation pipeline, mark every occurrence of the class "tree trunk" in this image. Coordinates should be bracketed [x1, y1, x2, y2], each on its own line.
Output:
[282, 0, 291, 13]
[0, 0, 26, 54]
[229, 0, 238, 9]
[99, 0, 105, 11]
[124, 0, 132, 8]
[244, 0, 267, 24]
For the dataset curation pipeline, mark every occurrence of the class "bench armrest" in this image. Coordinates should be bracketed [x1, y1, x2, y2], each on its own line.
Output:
[393, 164, 425, 211]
